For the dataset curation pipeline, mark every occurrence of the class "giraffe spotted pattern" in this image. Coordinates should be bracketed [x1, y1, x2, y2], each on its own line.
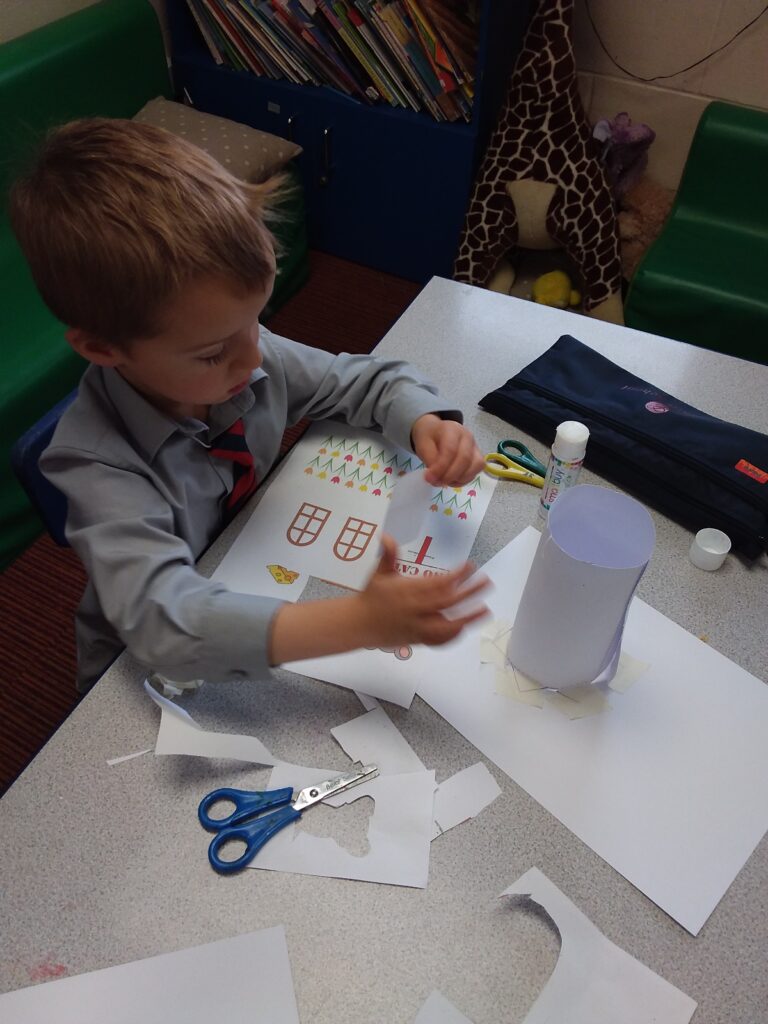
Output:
[455, 0, 621, 313]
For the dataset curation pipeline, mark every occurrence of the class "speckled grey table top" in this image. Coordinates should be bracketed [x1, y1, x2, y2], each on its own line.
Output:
[2, 279, 767, 1022]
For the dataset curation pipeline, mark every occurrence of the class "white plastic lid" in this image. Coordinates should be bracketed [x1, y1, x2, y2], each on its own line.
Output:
[552, 420, 590, 461]
[689, 528, 731, 571]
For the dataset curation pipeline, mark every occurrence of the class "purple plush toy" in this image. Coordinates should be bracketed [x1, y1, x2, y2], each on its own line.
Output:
[593, 112, 656, 203]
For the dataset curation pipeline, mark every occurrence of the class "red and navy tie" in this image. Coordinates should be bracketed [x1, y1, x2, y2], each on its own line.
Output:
[210, 418, 257, 519]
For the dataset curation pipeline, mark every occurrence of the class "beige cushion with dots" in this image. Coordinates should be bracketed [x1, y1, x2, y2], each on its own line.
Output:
[132, 97, 302, 182]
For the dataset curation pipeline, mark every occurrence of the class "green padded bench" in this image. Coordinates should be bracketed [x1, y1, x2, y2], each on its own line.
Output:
[1, 0, 308, 569]
[624, 101, 768, 366]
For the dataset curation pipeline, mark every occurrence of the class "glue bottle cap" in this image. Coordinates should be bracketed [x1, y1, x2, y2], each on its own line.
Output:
[552, 421, 590, 462]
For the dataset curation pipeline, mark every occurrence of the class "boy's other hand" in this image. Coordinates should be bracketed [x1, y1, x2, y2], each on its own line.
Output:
[269, 534, 491, 665]
[355, 534, 491, 648]
[411, 413, 484, 486]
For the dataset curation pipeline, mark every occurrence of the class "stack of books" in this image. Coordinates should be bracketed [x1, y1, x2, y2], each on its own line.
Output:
[185, 0, 480, 122]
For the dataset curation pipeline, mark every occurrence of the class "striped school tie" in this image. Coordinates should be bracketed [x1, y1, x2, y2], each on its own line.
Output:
[210, 417, 257, 519]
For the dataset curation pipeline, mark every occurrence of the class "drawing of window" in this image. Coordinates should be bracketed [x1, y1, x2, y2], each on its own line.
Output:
[287, 502, 331, 546]
[333, 517, 377, 561]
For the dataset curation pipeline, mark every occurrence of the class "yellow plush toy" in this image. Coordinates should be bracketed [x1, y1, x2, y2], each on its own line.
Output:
[531, 270, 581, 309]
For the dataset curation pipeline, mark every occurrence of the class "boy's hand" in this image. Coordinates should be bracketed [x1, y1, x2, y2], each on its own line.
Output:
[411, 414, 485, 486]
[354, 535, 490, 648]
[269, 535, 491, 665]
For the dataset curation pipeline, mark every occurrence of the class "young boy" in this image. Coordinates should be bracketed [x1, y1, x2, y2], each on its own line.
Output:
[10, 118, 489, 692]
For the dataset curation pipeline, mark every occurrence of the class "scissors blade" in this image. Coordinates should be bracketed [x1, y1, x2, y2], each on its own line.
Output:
[293, 764, 379, 811]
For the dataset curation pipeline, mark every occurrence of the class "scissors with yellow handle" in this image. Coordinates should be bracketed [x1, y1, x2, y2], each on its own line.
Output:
[483, 450, 545, 488]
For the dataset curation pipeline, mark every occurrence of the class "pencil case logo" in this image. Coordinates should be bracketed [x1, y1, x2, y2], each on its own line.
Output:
[735, 458, 768, 484]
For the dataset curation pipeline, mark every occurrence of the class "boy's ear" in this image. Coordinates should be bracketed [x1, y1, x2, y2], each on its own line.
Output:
[65, 327, 124, 367]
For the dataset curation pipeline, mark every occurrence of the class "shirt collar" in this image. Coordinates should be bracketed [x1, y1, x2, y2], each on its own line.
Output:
[102, 366, 268, 461]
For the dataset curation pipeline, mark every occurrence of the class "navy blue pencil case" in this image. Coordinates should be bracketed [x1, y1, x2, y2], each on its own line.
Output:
[479, 335, 768, 559]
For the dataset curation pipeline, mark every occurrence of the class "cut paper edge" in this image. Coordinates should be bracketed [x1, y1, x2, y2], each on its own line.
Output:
[500, 868, 697, 1024]
[143, 679, 283, 766]
[106, 748, 153, 766]
[331, 707, 427, 776]
[330, 706, 501, 840]
[250, 763, 436, 889]
[431, 763, 501, 839]
[414, 990, 474, 1023]
[0, 925, 300, 1024]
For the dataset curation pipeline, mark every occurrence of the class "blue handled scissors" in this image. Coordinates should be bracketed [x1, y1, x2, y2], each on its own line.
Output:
[198, 764, 379, 875]
[497, 439, 547, 478]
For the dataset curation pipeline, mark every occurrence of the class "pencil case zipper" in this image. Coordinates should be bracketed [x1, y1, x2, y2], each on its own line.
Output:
[487, 389, 767, 549]
[508, 376, 767, 516]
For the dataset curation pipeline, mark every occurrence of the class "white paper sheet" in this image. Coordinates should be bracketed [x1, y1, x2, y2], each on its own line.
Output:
[212, 422, 496, 600]
[508, 487, 655, 688]
[0, 926, 299, 1023]
[285, 643, 423, 708]
[331, 707, 427, 775]
[381, 469, 434, 544]
[248, 764, 436, 888]
[332, 707, 500, 840]
[431, 763, 501, 839]
[502, 868, 696, 1023]
[416, 527, 768, 934]
[414, 991, 474, 1023]
[355, 691, 381, 711]
[144, 681, 283, 766]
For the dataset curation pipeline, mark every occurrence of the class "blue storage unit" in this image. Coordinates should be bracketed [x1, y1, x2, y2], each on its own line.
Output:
[166, 0, 533, 282]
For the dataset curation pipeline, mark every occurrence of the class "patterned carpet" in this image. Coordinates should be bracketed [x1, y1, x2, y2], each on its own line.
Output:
[0, 252, 421, 794]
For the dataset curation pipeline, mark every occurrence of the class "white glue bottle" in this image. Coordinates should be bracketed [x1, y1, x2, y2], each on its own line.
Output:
[538, 420, 590, 520]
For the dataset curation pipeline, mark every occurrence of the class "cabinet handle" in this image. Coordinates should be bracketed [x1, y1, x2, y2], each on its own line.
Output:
[286, 115, 296, 142]
[320, 127, 332, 187]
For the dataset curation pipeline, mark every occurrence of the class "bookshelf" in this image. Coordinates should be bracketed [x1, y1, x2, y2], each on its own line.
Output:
[166, 0, 534, 282]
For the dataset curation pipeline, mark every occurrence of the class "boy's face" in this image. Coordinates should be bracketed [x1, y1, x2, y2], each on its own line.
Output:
[71, 272, 275, 420]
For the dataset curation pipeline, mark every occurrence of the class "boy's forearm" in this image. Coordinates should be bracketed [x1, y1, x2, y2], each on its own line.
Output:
[269, 594, 375, 665]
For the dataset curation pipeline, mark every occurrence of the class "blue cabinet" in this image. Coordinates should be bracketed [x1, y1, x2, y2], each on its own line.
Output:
[167, 0, 532, 282]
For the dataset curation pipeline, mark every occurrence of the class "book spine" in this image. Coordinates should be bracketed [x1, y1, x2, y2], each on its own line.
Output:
[367, 0, 442, 118]
[352, 0, 420, 111]
[297, 0, 376, 98]
[330, 0, 397, 104]
[186, 0, 225, 63]
[316, 0, 380, 100]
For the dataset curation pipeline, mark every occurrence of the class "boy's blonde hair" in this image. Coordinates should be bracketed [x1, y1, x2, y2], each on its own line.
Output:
[9, 117, 282, 345]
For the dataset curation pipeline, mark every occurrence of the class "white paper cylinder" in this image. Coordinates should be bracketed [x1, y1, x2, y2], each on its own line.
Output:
[507, 485, 655, 689]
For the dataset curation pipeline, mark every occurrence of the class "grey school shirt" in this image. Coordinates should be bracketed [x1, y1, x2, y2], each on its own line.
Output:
[41, 327, 461, 691]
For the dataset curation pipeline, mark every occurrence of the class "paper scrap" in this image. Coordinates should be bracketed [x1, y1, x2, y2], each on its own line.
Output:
[144, 681, 282, 766]
[0, 926, 299, 1023]
[333, 707, 500, 840]
[414, 990, 474, 1023]
[355, 691, 381, 711]
[502, 868, 696, 1023]
[249, 764, 436, 888]
[416, 526, 768, 934]
[106, 748, 152, 767]
[332, 707, 427, 775]
[382, 469, 433, 544]
[432, 763, 501, 839]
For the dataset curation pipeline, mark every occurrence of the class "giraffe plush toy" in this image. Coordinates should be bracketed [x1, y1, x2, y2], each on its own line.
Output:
[454, 0, 623, 323]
